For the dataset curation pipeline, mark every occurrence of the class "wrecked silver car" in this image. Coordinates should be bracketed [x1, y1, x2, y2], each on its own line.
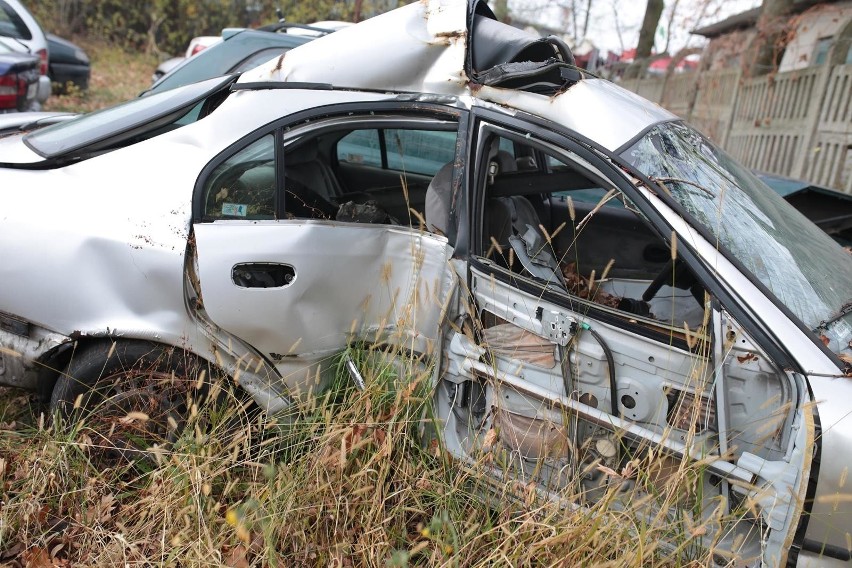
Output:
[1, 1, 851, 565]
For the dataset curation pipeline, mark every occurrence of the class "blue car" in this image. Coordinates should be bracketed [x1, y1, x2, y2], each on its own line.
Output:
[0, 37, 39, 112]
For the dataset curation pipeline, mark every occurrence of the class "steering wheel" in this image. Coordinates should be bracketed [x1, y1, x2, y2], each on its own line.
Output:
[642, 258, 703, 304]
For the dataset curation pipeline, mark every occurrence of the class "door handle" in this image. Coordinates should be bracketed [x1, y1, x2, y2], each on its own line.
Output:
[232, 263, 295, 288]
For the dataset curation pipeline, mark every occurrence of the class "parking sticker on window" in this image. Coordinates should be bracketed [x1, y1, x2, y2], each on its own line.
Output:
[222, 203, 247, 217]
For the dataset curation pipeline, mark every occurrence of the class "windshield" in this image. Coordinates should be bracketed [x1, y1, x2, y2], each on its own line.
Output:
[621, 121, 852, 356]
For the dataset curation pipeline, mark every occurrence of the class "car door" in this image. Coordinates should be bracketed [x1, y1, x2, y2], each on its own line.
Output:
[191, 103, 465, 401]
[436, 113, 813, 566]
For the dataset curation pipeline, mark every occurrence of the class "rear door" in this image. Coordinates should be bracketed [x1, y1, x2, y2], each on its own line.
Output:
[192, 103, 465, 396]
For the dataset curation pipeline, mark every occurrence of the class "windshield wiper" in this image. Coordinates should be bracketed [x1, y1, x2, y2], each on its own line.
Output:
[815, 299, 852, 331]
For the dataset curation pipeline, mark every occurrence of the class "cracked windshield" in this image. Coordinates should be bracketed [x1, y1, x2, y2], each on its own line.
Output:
[621, 121, 852, 354]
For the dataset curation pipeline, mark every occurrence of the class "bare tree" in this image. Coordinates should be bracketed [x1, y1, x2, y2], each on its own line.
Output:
[581, 0, 593, 41]
[661, 0, 681, 55]
[623, 0, 664, 79]
[611, 0, 626, 54]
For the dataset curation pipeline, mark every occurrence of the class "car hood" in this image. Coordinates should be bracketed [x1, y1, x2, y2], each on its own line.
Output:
[239, 0, 674, 152]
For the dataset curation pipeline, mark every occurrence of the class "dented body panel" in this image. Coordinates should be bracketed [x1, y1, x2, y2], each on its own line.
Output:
[239, 0, 675, 153]
[0, 0, 850, 565]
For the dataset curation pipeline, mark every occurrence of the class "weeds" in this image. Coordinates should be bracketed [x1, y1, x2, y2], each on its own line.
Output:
[0, 334, 736, 567]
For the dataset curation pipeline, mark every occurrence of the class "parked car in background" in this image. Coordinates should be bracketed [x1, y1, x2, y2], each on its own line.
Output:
[0, 0, 48, 108]
[757, 171, 852, 246]
[151, 35, 220, 83]
[1, 2, 851, 566]
[0, 37, 39, 112]
[46, 33, 89, 93]
[0, 109, 75, 134]
[148, 22, 349, 89]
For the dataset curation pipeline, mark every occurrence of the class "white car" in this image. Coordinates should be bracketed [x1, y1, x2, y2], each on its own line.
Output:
[0, 0, 49, 108]
[1, 2, 850, 566]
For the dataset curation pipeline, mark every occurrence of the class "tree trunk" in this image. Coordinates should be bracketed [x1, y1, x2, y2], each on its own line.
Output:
[581, 0, 592, 43]
[662, 0, 681, 55]
[745, 0, 796, 76]
[623, 0, 664, 79]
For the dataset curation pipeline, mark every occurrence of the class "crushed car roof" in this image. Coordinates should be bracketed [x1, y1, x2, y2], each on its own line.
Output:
[238, 0, 676, 151]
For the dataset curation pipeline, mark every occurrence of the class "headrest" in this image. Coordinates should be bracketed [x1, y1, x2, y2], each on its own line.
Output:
[425, 162, 454, 236]
[286, 138, 319, 165]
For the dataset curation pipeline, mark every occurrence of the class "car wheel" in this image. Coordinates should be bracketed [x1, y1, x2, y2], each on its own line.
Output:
[49, 340, 208, 467]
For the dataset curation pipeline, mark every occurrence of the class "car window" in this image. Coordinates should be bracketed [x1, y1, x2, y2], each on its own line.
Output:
[0, 1, 31, 41]
[336, 130, 381, 168]
[622, 121, 852, 339]
[199, 115, 461, 226]
[479, 133, 696, 329]
[203, 134, 276, 220]
[337, 128, 456, 176]
[385, 129, 456, 175]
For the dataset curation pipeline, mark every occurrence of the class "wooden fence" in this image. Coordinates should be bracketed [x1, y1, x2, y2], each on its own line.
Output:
[621, 63, 852, 193]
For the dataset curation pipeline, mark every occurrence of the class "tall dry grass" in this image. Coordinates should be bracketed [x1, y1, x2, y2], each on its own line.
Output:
[0, 337, 737, 567]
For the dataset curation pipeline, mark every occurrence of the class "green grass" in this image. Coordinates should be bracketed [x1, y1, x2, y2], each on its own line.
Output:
[44, 38, 161, 113]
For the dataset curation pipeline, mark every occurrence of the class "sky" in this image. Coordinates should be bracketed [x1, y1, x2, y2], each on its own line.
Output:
[507, 0, 761, 55]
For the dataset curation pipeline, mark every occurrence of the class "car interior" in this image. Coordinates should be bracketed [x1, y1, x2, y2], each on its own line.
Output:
[202, 121, 457, 226]
[469, 132, 707, 331]
[202, 123, 706, 330]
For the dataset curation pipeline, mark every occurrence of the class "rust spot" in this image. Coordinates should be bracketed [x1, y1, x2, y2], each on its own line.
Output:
[820, 334, 831, 346]
[435, 30, 464, 40]
[736, 352, 758, 364]
[273, 53, 286, 72]
[840, 353, 852, 376]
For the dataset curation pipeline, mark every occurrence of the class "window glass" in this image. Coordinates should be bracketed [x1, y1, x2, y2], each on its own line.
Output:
[337, 129, 381, 167]
[813, 36, 833, 66]
[386, 129, 456, 175]
[204, 134, 276, 220]
[0, 2, 32, 40]
[622, 121, 852, 339]
[498, 137, 515, 155]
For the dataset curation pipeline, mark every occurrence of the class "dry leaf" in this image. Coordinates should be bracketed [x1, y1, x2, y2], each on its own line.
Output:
[223, 544, 249, 568]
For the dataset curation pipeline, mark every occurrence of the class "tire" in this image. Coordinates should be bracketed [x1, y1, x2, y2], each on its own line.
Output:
[49, 340, 209, 467]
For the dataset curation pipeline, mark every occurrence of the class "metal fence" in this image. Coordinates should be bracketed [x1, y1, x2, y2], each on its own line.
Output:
[620, 63, 852, 193]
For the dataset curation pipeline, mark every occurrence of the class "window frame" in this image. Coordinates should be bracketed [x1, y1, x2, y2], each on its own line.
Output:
[192, 101, 467, 225]
[466, 107, 798, 370]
